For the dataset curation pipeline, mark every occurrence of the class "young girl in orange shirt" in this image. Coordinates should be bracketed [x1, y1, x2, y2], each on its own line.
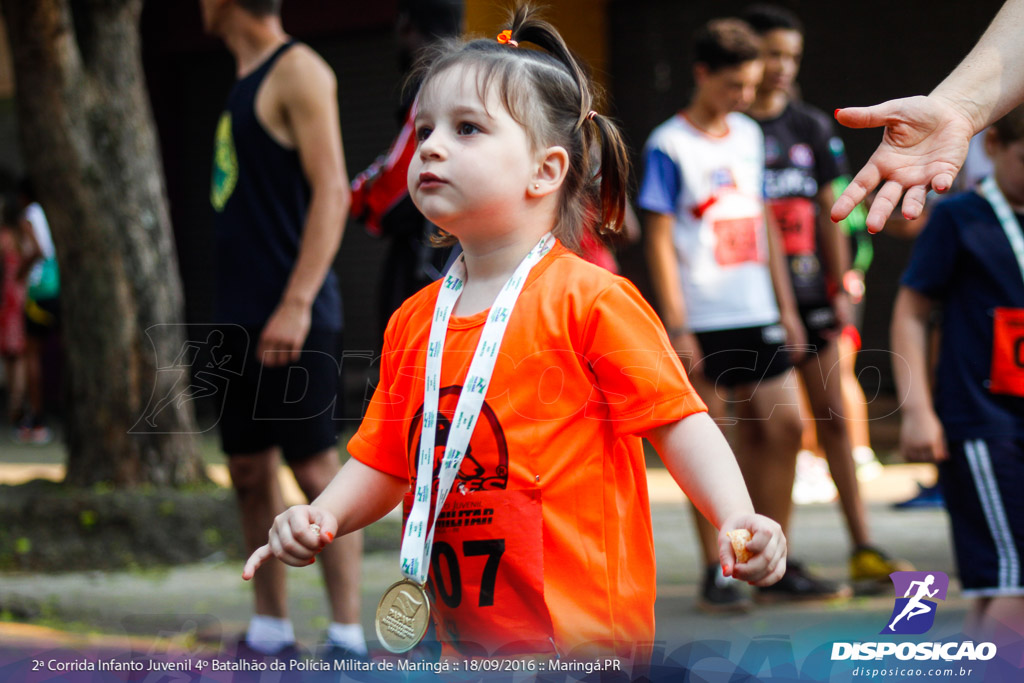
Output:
[244, 4, 786, 664]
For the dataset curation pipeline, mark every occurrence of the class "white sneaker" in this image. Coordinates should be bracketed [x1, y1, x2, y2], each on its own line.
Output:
[792, 450, 837, 505]
[853, 447, 883, 482]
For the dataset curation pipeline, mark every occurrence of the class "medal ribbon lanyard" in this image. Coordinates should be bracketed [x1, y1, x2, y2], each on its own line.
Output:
[399, 233, 556, 586]
[981, 175, 1024, 284]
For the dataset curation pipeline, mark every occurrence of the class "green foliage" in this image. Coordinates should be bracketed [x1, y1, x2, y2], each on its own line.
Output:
[0, 479, 400, 572]
[79, 510, 98, 529]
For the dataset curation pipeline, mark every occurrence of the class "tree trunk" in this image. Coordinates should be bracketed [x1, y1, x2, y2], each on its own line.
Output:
[0, 0, 205, 486]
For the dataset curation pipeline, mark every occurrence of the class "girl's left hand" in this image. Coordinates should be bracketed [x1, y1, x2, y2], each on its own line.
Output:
[718, 514, 787, 587]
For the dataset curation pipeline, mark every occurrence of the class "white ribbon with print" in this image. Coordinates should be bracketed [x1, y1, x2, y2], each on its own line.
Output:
[980, 175, 1024, 284]
[399, 233, 556, 585]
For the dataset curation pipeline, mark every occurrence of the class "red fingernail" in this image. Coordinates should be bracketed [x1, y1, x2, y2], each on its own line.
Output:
[308, 558, 316, 565]
[325, 532, 334, 542]
[834, 108, 840, 118]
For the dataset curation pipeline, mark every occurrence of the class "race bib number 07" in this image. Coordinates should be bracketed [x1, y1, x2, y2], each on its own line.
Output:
[403, 488, 553, 656]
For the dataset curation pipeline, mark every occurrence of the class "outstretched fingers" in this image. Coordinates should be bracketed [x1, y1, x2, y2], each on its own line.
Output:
[242, 544, 273, 581]
[832, 164, 880, 224]
[867, 179, 907, 233]
[241, 506, 341, 581]
[930, 171, 955, 194]
[834, 102, 901, 131]
[901, 185, 929, 220]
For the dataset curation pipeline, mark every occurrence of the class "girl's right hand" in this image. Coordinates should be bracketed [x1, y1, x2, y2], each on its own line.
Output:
[242, 505, 338, 580]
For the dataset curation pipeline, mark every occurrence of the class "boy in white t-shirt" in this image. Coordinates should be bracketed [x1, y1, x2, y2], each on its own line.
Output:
[640, 17, 850, 612]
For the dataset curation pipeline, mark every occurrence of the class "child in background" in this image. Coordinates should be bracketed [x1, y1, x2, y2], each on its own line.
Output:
[892, 104, 1024, 641]
[0, 201, 27, 431]
[742, 4, 910, 587]
[245, 5, 786, 662]
[640, 17, 841, 612]
[16, 180, 58, 445]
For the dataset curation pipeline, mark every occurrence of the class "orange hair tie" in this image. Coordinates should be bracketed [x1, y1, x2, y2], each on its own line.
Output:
[497, 30, 519, 47]
[587, 110, 598, 121]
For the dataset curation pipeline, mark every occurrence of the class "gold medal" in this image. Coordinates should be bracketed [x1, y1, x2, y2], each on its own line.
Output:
[374, 579, 431, 653]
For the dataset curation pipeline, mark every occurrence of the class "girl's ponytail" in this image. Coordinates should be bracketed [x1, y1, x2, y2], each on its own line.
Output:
[587, 111, 630, 236]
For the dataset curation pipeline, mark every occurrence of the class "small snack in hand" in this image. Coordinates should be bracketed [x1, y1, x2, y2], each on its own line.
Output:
[310, 522, 321, 538]
[727, 528, 752, 564]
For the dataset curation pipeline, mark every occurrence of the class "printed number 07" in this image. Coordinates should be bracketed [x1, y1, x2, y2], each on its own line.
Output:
[431, 538, 505, 608]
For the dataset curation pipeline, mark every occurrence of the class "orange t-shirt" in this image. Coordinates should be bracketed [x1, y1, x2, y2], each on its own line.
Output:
[349, 243, 706, 658]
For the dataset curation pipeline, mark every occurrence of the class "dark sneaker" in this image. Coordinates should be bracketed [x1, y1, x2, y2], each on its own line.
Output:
[755, 561, 852, 604]
[310, 644, 368, 682]
[696, 564, 753, 614]
[892, 482, 944, 509]
[226, 638, 305, 682]
[230, 637, 303, 661]
[320, 642, 368, 664]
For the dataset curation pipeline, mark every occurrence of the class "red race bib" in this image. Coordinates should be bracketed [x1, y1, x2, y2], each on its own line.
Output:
[713, 216, 761, 266]
[769, 197, 817, 255]
[990, 307, 1024, 396]
[403, 488, 553, 656]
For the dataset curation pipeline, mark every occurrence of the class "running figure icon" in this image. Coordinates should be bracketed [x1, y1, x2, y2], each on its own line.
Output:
[142, 329, 234, 428]
[887, 574, 939, 632]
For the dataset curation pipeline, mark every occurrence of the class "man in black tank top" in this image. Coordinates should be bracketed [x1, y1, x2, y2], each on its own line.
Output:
[201, 0, 365, 660]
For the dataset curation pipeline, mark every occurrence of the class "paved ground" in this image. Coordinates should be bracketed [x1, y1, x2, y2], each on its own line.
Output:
[6, 425, 1013, 681]
[0, 452, 952, 646]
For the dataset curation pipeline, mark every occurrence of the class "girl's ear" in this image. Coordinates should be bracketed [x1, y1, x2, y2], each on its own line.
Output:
[529, 145, 569, 198]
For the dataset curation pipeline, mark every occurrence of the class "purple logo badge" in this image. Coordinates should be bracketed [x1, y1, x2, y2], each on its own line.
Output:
[882, 571, 949, 635]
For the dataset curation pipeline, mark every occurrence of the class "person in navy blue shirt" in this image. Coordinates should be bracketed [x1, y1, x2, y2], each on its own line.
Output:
[892, 104, 1024, 642]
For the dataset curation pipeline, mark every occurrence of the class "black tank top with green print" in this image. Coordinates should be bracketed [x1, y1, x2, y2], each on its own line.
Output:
[210, 41, 341, 331]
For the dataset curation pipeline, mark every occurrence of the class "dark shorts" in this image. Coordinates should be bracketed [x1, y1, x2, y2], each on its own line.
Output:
[940, 438, 1024, 597]
[797, 304, 839, 356]
[25, 296, 59, 338]
[694, 323, 793, 389]
[216, 325, 342, 463]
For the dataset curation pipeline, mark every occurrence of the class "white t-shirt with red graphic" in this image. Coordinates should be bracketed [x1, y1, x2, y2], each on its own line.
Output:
[639, 112, 779, 332]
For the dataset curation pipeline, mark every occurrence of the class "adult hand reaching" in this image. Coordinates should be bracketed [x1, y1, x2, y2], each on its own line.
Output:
[831, 95, 976, 232]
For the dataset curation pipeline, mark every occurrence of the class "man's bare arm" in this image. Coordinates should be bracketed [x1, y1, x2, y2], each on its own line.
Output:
[259, 47, 351, 366]
[832, 0, 1024, 231]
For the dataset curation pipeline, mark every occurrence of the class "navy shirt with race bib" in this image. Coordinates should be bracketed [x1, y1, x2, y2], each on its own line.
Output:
[902, 191, 1024, 440]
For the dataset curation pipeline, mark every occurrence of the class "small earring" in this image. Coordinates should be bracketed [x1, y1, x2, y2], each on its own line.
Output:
[533, 183, 540, 190]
